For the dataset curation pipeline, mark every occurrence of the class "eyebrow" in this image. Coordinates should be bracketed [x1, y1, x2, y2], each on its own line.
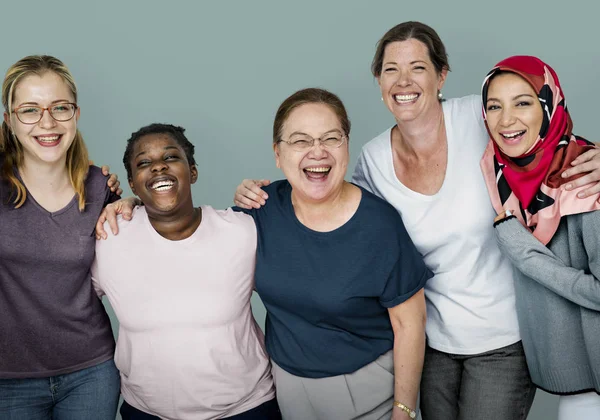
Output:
[486, 94, 535, 103]
[288, 129, 342, 137]
[382, 60, 427, 66]
[134, 145, 180, 159]
[16, 99, 73, 107]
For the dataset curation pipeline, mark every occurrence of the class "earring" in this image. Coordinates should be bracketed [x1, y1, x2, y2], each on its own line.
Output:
[437, 90, 443, 101]
[381, 97, 384, 101]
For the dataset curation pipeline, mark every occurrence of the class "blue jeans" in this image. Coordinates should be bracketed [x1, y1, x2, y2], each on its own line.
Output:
[420, 341, 536, 420]
[0, 358, 120, 420]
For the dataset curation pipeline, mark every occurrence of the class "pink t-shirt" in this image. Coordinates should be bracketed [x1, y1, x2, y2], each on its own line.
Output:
[92, 206, 274, 420]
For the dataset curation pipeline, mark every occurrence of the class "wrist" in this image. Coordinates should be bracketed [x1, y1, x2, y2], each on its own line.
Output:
[393, 400, 416, 419]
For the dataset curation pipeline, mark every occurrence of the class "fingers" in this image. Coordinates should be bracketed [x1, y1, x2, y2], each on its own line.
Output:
[242, 179, 270, 199]
[100, 165, 111, 176]
[563, 150, 600, 178]
[120, 197, 138, 220]
[116, 187, 123, 197]
[234, 179, 270, 209]
[234, 192, 260, 209]
[569, 149, 600, 167]
[564, 173, 600, 198]
[95, 209, 108, 240]
[107, 174, 121, 193]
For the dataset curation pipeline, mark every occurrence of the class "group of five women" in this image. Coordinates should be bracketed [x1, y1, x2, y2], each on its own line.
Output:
[1, 20, 599, 420]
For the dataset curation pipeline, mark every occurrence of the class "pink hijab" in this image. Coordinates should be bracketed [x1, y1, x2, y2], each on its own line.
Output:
[480, 55, 599, 244]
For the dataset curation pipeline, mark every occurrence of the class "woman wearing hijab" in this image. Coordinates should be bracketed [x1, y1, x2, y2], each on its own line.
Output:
[482, 55, 600, 420]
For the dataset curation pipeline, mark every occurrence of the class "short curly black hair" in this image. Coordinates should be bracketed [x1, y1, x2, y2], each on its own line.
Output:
[122, 123, 196, 180]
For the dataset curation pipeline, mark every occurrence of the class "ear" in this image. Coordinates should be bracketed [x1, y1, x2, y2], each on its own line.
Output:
[3, 112, 10, 129]
[128, 179, 136, 195]
[75, 106, 81, 122]
[438, 67, 449, 91]
[273, 142, 281, 169]
[190, 165, 198, 184]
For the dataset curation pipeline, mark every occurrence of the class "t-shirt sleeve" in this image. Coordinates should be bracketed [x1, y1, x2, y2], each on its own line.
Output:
[379, 216, 433, 308]
[351, 149, 375, 194]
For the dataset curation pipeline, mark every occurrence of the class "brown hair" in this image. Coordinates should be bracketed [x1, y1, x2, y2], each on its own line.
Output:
[1, 55, 89, 210]
[273, 88, 351, 144]
[371, 21, 450, 78]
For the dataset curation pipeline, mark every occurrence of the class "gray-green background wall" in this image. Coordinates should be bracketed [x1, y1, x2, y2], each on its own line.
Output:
[3, 1, 597, 419]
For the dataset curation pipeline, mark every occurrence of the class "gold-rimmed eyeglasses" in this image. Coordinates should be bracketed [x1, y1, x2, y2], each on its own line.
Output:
[279, 131, 347, 152]
[12, 102, 78, 125]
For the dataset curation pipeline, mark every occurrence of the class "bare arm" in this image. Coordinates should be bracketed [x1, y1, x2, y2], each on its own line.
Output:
[95, 196, 141, 239]
[388, 288, 427, 419]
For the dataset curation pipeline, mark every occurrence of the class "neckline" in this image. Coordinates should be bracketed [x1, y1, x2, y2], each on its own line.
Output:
[16, 170, 78, 216]
[385, 100, 453, 202]
[142, 205, 206, 245]
[282, 181, 364, 236]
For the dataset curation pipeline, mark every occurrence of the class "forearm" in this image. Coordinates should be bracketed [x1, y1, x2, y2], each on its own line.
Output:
[495, 218, 600, 310]
[392, 326, 425, 419]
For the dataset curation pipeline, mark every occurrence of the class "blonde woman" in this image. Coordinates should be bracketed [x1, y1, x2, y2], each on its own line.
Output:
[0, 55, 121, 420]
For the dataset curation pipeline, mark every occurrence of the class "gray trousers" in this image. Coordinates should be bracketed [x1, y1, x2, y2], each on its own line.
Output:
[272, 350, 417, 420]
[419, 341, 535, 420]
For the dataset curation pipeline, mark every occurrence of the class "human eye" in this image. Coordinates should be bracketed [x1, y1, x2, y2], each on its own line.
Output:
[383, 66, 397, 73]
[17, 106, 40, 114]
[51, 103, 71, 113]
[164, 154, 181, 161]
[516, 100, 533, 107]
[486, 103, 500, 111]
[413, 65, 426, 71]
[136, 160, 151, 168]
[290, 137, 312, 148]
[322, 134, 343, 147]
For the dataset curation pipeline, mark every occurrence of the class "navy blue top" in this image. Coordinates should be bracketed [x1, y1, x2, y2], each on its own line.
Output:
[236, 180, 432, 378]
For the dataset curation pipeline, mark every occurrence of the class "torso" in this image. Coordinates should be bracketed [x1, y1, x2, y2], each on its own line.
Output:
[352, 95, 521, 355]
[0, 165, 115, 378]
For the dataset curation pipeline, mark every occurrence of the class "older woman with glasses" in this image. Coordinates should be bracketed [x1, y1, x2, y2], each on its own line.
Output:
[97, 88, 432, 420]
[0, 55, 121, 420]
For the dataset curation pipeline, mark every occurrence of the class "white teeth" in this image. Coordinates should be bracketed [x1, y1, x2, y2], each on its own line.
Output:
[305, 167, 330, 173]
[394, 94, 418, 102]
[151, 180, 175, 191]
[502, 130, 526, 139]
[37, 135, 60, 142]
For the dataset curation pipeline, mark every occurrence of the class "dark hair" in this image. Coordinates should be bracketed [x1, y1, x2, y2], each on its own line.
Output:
[371, 21, 450, 78]
[273, 88, 351, 144]
[123, 123, 196, 180]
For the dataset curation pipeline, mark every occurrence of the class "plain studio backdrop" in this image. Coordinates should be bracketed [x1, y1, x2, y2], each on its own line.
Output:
[2, 1, 598, 418]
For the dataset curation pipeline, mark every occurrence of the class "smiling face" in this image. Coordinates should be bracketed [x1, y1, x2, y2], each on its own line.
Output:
[485, 72, 544, 157]
[128, 133, 198, 218]
[274, 102, 349, 203]
[3, 71, 79, 167]
[377, 39, 447, 123]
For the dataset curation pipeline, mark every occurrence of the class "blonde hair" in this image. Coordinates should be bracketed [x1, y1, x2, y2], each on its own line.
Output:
[1, 55, 89, 210]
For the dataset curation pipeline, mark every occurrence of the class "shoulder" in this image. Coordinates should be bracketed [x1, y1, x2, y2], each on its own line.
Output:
[444, 95, 482, 122]
[85, 165, 110, 197]
[445, 94, 482, 111]
[357, 186, 405, 230]
[98, 206, 146, 244]
[360, 127, 393, 156]
[203, 205, 257, 246]
[208, 205, 256, 229]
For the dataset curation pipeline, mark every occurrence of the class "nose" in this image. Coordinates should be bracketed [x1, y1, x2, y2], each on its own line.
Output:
[150, 161, 168, 172]
[38, 109, 57, 129]
[499, 108, 516, 127]
[395, 69, 411, 87]
[307, 139, 327, 158]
